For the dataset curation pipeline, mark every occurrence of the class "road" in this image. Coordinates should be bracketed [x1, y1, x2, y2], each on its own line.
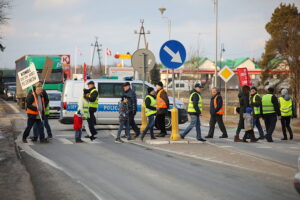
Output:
[2, 99, 299, 200]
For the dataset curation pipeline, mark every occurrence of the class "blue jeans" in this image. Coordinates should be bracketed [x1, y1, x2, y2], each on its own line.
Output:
[75, 129, 82, 139]
[33, 115, 52, 137]
[182, 114, 202, 140]
[142, 114, 155, 138]
[253, 116, 264, 138]
[117, 120, 130, 139]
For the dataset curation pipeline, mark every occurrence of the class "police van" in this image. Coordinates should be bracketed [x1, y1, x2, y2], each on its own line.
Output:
[59, 79, 188, 129]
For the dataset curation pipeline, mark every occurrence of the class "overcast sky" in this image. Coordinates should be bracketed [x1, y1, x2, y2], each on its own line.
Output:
[0, 0, 299, 68]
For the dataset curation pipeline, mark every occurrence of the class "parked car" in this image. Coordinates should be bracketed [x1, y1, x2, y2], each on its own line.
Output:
[47, 90, 61, 118]
[5, 85, 16, 101]
[294, 157, 300, 194]
[59, 79, 188, 130]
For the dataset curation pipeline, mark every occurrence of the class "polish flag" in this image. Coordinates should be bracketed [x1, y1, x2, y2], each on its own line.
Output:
[106, 48, 112, 56]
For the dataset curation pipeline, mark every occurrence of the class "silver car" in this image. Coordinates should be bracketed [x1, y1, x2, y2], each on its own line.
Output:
[47, 90, 62, 118]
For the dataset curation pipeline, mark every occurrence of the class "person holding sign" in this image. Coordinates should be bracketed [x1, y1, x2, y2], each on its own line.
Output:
[22, 86, 47, 143]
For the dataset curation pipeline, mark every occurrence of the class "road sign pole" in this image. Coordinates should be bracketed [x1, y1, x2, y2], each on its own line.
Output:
[172, 69, 176, 107]
[225, 81, 227, 120]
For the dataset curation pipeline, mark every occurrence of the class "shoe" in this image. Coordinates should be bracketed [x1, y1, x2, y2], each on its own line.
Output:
[151, 136, 157, 140]
[290, 134, 293, 140]
[281, 138, 288, 140]
[141, 135, 145, 141]
[250, 138, 258, 143]
[115, 138, 124, 143]
[135, 133, 140, 138]
[234, 136, 243, 142]
[121, 135, 127, 138]
[219, 135, 228, 138]
[197, 138, 206, 142]
[40, 138, 49, 143]
[157, 133, 166, 137]
[76, 139, 84, 143]
[90, 136, 96, 141]
[47, 135, 53, 139]
[85, 135, 90, 138]
[205, 135, 213, 139]
[30, 137, 38, 142]
[22, 139, 27, 143]
[180, 134, 185, 139]
[257, 136, 265, 140]
[127, 136, 133, 141]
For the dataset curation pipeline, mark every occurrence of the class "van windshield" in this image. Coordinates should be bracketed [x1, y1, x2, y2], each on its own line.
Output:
[48, 93, 61, 101]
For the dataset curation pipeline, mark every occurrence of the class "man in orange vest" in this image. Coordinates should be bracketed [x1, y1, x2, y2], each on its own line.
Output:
[205, 87, 228, 138]
[155, 82, 169, 137]
[22, 86, 47, 143]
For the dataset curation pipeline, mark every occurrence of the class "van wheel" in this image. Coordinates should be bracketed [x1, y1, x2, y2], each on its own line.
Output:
[155, 113, 172, 131]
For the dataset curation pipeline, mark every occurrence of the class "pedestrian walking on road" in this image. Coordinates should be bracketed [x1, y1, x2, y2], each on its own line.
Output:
[234, 85, 250, 142]
[22, 86, 47, 143]
[116, 96, 131, 143]
[250, 86, 265, 140]
[180, 84, 206, 142]
[205, 87, 228, 139]
[122, 82, 140, 138]
[278, 88, 296, 140]
[87, 81, 99, 138]
[141, 87, 157, 141]
[242, 107, 258, 143]
[77, 89, 95, 141]
[73, 111, 84, 143]
[155, 82, 169, 137]
[262, 87, 281, 142]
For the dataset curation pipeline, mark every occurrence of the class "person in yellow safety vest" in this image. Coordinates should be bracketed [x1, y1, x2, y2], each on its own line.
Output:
[155, 82, 170, 137]
[87, 81, 99, 138]
[262, 87, 281, 142]
[250, 86, 265, 140]
[141, 87, 157, 141]
[205, 87, 228, 139]
[180, 84, 206, 142]
[76, 89, 95, 142]
[279, 88, 296, 140]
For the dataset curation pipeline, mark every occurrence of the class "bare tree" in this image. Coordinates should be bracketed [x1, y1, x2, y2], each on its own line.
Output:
[0, 0, 11, 52]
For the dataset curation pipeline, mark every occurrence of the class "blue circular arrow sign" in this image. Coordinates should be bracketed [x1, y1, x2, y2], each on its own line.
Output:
[159, 40, 186, 69]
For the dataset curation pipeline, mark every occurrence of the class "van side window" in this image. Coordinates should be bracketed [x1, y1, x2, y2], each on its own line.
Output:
[131, 83, 149, 99]
[98, 83, 123, 98]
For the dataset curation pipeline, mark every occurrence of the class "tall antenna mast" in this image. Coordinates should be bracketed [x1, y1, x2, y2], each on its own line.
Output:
[91, 37, 102, 75]
[134, 19, 150, 50]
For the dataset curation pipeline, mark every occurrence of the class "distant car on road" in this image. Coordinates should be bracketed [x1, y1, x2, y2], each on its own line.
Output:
[47, 90, 61, 118]
[5, 85, 16, 101]
[294, 157, 300, 194]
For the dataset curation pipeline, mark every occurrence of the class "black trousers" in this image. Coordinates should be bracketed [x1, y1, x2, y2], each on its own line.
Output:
[156, 113, 166, 134]
[88, 110, 97, 135]
[23, 118, 44, 140]
[207, 114, 228, 137]
[281, 116, 293, 139]
[264, 114, 277, 141]
[129, 112, 140, 136]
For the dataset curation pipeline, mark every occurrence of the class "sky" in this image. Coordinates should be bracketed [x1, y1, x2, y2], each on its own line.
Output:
[0, 0, 299, 69]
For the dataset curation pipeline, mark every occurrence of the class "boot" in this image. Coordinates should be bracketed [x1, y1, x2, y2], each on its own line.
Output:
[242, 133, 248, 143]
[290, 133, 293, 140]
[250, 132, 258, 143]
[234, 135, 242, 142]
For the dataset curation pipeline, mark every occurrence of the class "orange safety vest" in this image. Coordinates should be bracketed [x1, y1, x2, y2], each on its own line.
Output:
[27, 92, 45, 115]
[156, 89, 168, 109]
[214, 95, 224, 115]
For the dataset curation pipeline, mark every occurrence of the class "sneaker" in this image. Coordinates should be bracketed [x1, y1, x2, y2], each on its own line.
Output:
[85, 135, 90, 138]
[257, 136, 265, 140]
[219, 135, 228, 138]
[121, 135, 127, 138]
[127, 136, 133, 141]
[76, 139, 84, 143]
[197, 138, 206, 142]
[90, 136, 97, 141]
[22, 139, 27, 143]
[115, 138, 124, 143]
[40, 138, 49, 143]
[47, 135, 53, 139]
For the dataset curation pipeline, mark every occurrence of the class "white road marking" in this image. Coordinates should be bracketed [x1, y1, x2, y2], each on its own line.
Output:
[256, 146, 272, 149]
[27, 140, 35, 146]
[81, 138, 102, 144]
[57, 138, 73, 144]
[0, 99, 20, 113]
[220, 145, 233, 148]
[289, 147, 300, 149]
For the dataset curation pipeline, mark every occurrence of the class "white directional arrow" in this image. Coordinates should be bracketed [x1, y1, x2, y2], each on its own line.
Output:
[163, 46, 182, 63]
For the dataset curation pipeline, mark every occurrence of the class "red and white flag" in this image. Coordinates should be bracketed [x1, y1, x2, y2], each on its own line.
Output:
[83, 63, 87, 82]
[106, 48, 112, 56]
[77, 48, 84, 56]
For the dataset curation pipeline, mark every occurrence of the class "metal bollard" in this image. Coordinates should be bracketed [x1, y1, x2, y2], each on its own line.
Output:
[140, 104, 147, 132]
[170, 107, 180, 141]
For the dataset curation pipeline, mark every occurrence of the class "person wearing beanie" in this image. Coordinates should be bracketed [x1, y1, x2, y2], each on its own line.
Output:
[87, 81, 99, 138]
[155, 82, 170, 137]
[250, 86, 265, 140]
[278, 88, 296, 140]
[141, 87, 157, 141]
[180, 83, 206, 142]
[262, 87, 281, 142]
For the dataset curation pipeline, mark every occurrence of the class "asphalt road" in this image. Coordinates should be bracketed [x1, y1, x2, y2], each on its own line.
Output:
[3, 99, 299, 200]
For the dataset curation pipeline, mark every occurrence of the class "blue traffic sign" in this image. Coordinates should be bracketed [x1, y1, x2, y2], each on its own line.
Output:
[159, 40, 186, 69]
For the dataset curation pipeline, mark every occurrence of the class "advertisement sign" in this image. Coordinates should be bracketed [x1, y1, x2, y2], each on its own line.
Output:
[237, 68, 252, 86]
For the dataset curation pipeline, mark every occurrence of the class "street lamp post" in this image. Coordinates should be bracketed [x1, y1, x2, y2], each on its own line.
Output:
[214, 0, 218, 87]
[159, 7, 171, 92]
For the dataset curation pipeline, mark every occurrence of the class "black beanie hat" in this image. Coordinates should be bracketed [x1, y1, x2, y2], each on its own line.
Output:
[156, 81, 163, 88]
[268, 87, 274, 94]
[148, 87, 154, 94]
[250, 86, 257, 91]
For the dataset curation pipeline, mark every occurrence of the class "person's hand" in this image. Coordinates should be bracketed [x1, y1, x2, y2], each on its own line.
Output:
[278, 116, 282, 120]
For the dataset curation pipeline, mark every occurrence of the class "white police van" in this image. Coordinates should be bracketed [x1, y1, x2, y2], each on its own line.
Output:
[59, 79, 188, 129]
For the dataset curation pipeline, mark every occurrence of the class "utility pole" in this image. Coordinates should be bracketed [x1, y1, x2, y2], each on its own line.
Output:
[214, 0, 218, 87]
[91, 37, 102, 75]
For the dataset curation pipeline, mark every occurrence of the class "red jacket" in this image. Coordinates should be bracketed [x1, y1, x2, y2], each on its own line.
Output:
[73, 114, 83, 130]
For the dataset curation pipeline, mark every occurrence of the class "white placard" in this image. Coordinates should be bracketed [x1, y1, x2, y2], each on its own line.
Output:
[18, 63, 39, 90]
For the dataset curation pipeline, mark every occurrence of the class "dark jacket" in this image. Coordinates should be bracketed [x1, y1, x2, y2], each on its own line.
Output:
[118, 101, 129, 121]
[250, 92, 262, 118]
[237, 92, 250, 129]
[88, 87, 99, 112]
[156, 89, 170, 115]
[28, 88, 49, 107]
[210, 92, 223, 116]
[145, 94, 156, 111]
[26, 91, 45, 119]
[123, 88, 137, 114]
[189, 89, 201, 115]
